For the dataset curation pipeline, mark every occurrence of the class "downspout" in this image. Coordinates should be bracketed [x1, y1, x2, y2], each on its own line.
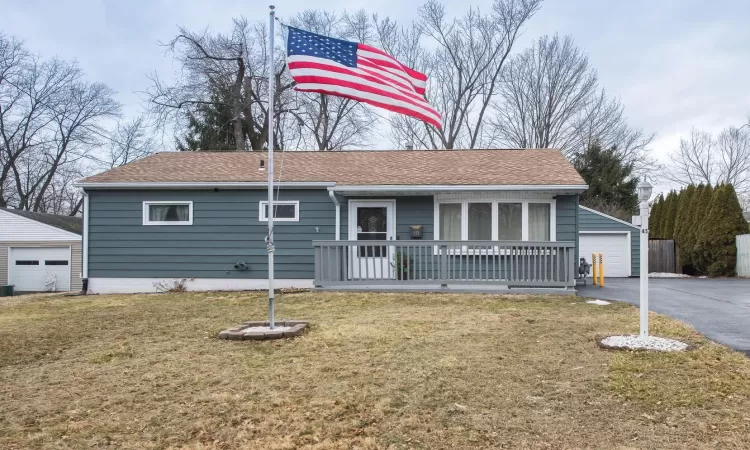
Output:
[81, 189, 90, 293]
[328, 190, 340, 240]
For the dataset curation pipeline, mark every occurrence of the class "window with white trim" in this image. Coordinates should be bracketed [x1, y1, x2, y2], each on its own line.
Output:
[259, 201, 299, 222]
[143, 201, 193, 225]
[435, 199, 556, 242]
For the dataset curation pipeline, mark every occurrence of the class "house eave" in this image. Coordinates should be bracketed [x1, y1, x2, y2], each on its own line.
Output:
[330, 184, 589, 195]
[73, 181, 337, 190]
[73, 181, 588, 194]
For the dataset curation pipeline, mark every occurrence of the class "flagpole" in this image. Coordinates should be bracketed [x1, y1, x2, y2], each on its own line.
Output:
[266, 4, 276, 329]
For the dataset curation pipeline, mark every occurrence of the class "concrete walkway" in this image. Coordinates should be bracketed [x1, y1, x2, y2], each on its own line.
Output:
[578, 278, 750, 355]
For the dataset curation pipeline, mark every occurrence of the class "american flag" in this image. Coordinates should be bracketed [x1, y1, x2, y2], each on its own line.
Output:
[287, 27, 441, 129]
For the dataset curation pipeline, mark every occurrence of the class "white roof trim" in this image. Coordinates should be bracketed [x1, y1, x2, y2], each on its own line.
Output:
[74, 181, 588, 193]
[579, 205, 639, 229]
[0, 209, 82, 240]
[330, 184, 588, 193]
[74, 181, 337, 189]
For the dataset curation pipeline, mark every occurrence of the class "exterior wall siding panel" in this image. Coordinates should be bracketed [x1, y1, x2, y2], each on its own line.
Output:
[87, 190, 579, 282]
[87, 189, 336, 279]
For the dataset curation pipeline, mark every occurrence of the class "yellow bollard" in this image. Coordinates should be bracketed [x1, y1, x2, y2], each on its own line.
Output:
[591, 253, 598, 286]
[599, 252, 604, 287]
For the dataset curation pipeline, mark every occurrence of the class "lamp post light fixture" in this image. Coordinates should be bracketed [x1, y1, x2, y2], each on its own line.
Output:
[637, 180, 653, 338]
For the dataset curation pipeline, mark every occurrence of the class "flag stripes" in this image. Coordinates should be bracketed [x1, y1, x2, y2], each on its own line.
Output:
[287, 27, 440, 128]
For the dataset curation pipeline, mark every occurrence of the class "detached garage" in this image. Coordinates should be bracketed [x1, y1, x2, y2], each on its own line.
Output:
[0, 209, 82, 293]
[579, 206, 640, 277]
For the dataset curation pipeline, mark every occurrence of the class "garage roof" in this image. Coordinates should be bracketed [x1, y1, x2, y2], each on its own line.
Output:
[1, 208, 82, 235]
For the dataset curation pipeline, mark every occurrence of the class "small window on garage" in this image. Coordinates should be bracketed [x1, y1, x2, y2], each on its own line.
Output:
[259, 201, 299, 222]
[143, 201, 193, 225]
[15, 260, 39, 265]
[45, 260, 69, 266]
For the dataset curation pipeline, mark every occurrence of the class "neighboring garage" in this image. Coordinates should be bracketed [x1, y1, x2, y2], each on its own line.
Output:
[0, 208, 82, 292]
[578, 205, 640, 277]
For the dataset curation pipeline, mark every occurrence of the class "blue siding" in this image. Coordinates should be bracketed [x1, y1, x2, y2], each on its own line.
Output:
[556, 195, 578, 248]
[88, 190, 580, 280]
[578, 206, 640, 275]
[88, 189, 335, 279]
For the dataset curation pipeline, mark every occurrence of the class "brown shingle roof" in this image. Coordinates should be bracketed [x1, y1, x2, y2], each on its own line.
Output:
[80, 149, 585, 186]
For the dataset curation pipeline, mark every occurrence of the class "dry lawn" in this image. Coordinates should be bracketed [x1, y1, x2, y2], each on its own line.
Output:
[1, 291, 749, 449]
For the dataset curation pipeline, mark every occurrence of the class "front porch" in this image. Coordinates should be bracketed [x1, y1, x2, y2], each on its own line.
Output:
[312, 240, 577, 292]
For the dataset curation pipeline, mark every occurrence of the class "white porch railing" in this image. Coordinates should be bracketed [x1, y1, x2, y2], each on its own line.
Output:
[312, 240, 576, 289]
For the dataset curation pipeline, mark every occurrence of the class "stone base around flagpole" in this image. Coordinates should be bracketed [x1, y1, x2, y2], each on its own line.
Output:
[218, 320, 308, 341]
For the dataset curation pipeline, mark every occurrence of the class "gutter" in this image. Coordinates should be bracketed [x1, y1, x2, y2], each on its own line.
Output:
[328, 191, 340, 241]
[329, 184, 589, 193]
[73, 181, 337, 190]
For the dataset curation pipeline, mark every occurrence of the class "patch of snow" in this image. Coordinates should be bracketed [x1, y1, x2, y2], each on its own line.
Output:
[649, 272, 692, 278]
[241, 326, 291, 333]
[586, 299, 611, 306]
[600, 335, 689, 352]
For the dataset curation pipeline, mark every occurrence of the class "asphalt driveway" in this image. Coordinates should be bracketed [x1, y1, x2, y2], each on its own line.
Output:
[578, 278, 750, 355]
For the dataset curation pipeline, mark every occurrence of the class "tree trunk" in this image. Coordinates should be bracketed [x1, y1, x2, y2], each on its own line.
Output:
[232, 57, 246, 151]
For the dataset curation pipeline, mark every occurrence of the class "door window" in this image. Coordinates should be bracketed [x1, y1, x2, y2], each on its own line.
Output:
[15, 260, 39, 265]
[357, 206, 388, 257]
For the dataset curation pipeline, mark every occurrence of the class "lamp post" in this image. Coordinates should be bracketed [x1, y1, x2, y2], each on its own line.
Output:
[637, 180, 653, 338]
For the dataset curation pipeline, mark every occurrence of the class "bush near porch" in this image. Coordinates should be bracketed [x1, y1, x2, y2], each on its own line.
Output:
[1, 291, 749, 449]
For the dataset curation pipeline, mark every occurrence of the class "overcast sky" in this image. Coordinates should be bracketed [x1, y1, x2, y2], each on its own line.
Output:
[3, 0, 749, 185]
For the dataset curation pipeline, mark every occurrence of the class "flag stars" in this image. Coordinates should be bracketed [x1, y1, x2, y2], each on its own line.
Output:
[288, 27, 358, 67]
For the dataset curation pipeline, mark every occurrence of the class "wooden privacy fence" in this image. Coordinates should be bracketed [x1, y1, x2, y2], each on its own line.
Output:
[648, 239, 680, 274]
[737, 234, 750, 277]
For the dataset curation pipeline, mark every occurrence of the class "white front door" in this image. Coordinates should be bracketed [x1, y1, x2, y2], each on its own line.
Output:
[9, 247, 71, 291]
[349, 200, 396, 280]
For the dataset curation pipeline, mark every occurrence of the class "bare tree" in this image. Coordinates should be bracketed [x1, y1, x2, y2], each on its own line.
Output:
[390, 0, 541, 149]
[716, 126, 750, 193]
[567, 90, 654, 172]
[147, 18, 294, 151]
[492, 35, 596, 150]
[0, 34, 120, 214]
[665, 128, 715, 186]
[1, 38, 73, 208]
[95, 116, 157, 169]
[489, 34, 653, 170]
[666, 125, 750, 193]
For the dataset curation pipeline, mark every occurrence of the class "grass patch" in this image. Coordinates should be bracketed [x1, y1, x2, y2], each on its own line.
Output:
[0, 291, 749, 449]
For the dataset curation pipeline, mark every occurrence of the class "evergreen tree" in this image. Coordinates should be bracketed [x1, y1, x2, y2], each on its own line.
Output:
[696, 184, 750, 276]
[660, 191, 679, 240]
[658, 192, 671, 238]
[649, 194, 664, 238]
[575, 144, 639, 219]
[178, 89, 240, 151]
[677, 184, 703, 269]
[673, 184, 696, 246]
[688, 184, 714, 273]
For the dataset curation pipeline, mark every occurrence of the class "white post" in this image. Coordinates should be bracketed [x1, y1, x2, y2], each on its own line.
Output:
[266, 5, 276, 329]
[639, 197, 650, 337]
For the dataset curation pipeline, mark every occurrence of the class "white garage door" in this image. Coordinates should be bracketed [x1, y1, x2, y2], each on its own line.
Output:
[9, 247, 71, 292]
[579, 233, 630, 277]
